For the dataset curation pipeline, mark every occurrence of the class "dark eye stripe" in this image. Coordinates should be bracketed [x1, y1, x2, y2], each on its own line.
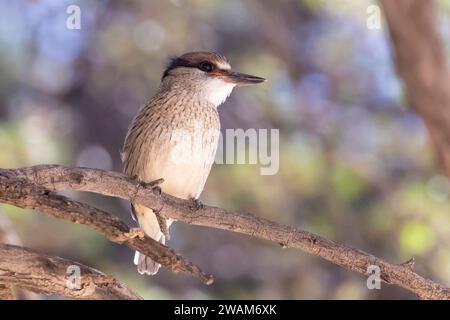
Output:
[162, 58, 218, 79]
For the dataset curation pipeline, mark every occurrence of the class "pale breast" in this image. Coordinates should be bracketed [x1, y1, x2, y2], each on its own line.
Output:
[123, 96, 220, 199]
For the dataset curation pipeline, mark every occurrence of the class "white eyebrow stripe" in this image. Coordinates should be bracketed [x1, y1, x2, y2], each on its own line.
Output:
[216, 60, 231, 70]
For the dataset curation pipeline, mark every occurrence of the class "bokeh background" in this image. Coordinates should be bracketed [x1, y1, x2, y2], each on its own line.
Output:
[1, 0, 450, 299]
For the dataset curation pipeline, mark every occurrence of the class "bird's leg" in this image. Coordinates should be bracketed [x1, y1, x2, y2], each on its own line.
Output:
[153, 208, 170, 241]
[139, 178, 164, 194]
[141, 178, 169, 239]
[132, 177, 168, 239]
[189, 197, 204, 211]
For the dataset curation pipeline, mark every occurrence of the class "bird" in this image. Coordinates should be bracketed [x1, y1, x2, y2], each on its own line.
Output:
[122, 51, 265, 275]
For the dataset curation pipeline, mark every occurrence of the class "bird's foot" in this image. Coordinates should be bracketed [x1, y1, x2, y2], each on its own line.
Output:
[140, 178, 164, 188]
[140, 178, 164, 194]
[189, 198, 204, 211]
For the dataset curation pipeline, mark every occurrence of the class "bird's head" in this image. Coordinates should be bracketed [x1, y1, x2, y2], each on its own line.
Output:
[161, 52, 266, 107]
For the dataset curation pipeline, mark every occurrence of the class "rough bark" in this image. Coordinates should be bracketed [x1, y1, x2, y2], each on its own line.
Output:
[0, 174, 213, 285]
[0, 284, 14, 300]
[380, 0, 450, 177]
[0, 244, 142, 300]
[1, 165, 449, 299]
[0, 208, 143, 300]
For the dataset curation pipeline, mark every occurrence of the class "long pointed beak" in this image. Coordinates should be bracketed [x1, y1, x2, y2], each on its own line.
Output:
[223, 71, 266, 86]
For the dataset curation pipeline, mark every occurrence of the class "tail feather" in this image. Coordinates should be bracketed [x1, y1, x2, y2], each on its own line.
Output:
[131, 204, 173, 275]
[134, 234, 166, 275]
[134, 251, 160, 275]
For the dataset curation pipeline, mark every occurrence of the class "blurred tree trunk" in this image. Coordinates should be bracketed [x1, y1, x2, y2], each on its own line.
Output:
[380, 0, 450, 178]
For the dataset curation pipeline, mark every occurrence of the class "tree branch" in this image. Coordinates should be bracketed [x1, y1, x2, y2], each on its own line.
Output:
[380, 0, 450, 178]
[0, 243, 142, 300]
[0, 174, 213, 286]
[1, 165, 449, 299]
[0, 284, 14, 300]
[1, 205, 142, 300]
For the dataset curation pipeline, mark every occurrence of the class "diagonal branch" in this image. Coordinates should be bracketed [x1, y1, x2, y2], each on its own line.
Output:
[0, 175, 213, 285]
[0, 243, 142, 300]
[1, 165, 449, 299]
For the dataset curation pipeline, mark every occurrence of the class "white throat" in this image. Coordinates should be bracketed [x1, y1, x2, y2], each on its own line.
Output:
[203, 78, 236, 107]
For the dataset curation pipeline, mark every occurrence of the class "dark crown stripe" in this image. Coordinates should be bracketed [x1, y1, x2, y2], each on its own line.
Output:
[162, 58, 196, 79]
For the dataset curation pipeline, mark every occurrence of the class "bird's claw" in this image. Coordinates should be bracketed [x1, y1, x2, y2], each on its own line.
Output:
[189, 198, 204, 211]
[137, 178, 164, 195]
[140, 178, 164, 189]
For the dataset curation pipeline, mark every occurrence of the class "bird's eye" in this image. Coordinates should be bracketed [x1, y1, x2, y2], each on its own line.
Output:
[198, 61, 214, 72]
